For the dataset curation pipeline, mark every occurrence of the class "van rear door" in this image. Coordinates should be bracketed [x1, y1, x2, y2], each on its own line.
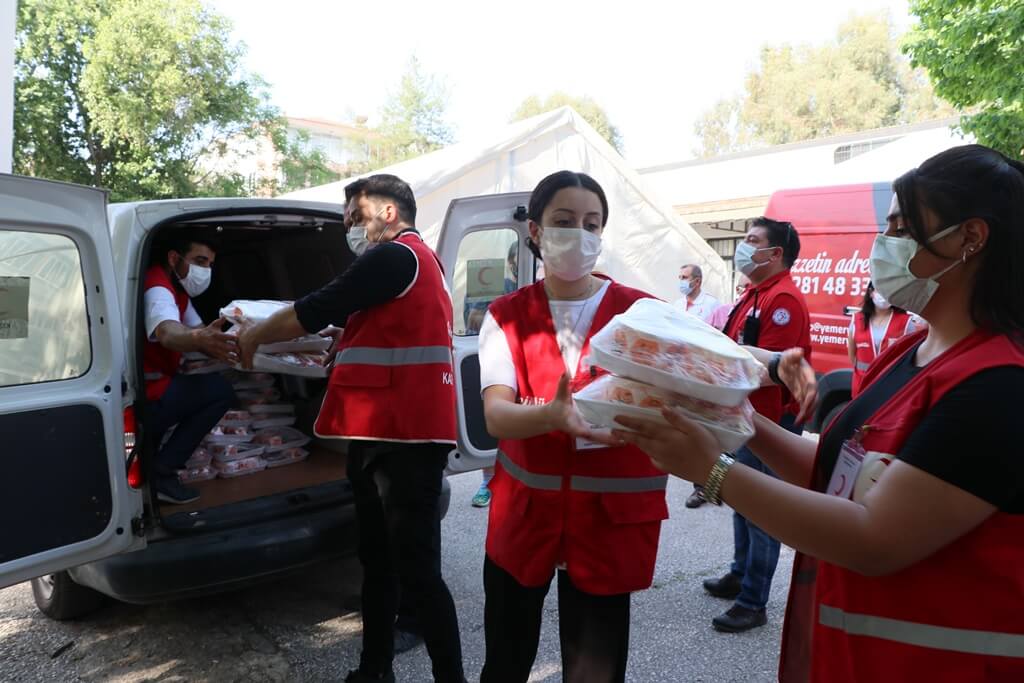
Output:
[0, 175, 141, 589]
[436, 193, 533, 473]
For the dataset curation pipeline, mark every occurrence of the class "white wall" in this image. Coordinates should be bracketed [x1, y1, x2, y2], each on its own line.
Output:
[0, 0, 15, 174]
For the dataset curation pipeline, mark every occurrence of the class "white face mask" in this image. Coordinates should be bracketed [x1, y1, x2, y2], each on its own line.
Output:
[678, 280, 693, 296]
[347, 226, 371, 256]
[869, 222, 964, 314]
[870, 291, 891, 310]
[177, 261, 211, 297]
[346, 208, 387, 256]
[539, 227, 602, 282]
[734, 241, 776, 276]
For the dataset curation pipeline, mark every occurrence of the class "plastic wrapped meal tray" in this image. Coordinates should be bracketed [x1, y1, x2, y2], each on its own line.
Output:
[587, 299, 764, 407]
[210, 442, 267, 464]
[178, 464, 217, 484]
[214, 455, 267, 478]
[574, 374, 755, 452]
[263, 447, 309, 469]
[203, 424, 254, 446]
[251, 426, 311, 453]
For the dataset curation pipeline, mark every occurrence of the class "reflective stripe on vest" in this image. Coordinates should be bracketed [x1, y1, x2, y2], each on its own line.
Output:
[335, 345, 452, 366]
[498, 450, 668, 493]
[144, 372, 164, 381]
[819, 604, 1024, 658]
[855, 361, 871, 371]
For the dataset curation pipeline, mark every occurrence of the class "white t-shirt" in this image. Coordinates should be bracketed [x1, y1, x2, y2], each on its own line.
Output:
[479, 280, 611, 393]
[674, 290, 721, 324]
[144, 286, 202, 340]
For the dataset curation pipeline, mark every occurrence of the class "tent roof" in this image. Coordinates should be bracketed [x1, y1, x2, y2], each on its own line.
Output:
[285, 107, 730, 302]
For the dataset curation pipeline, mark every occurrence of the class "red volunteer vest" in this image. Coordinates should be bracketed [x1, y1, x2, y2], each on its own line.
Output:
[779, 329, 1024, 683]
[142, 265, 190, 401]
[314, 232, 456, 444]
[723, 270, 811, 422]
[485, 278, 669, 596]
[850, 310, 911, 397]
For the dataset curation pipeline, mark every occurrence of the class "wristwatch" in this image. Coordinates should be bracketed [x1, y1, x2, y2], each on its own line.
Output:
[703, 453, 736, 506]
[767, 352, 783, 385]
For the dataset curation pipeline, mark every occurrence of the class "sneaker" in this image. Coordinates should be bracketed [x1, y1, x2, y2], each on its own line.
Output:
[155, 477, 200, 505]
[712, 604, 768, 633]
[344, 669, 395, 683]
[471, 484, 492, 508]
[685, 485, 706, 508]
[702, 572, 743, 600]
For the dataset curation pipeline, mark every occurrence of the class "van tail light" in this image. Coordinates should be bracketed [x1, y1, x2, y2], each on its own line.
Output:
[127, 457, 144, 489]
[124, 407, 143, 489]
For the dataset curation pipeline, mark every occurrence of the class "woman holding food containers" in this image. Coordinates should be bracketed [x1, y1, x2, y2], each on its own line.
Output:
[616, 145, 1024, 682]
[476, 170, 668, 683]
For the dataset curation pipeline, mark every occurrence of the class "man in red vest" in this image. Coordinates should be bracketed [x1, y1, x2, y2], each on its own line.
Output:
[236, 175, 464, 683]
[702, 217, 811, 632]
[142, 235, 236, 505]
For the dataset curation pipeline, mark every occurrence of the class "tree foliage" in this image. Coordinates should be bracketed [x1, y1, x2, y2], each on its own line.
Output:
[694, 11, 952, 157]
[904, 0, 1024, 159]
[14, 0, 332, 200]
[512, 93, 624, 153]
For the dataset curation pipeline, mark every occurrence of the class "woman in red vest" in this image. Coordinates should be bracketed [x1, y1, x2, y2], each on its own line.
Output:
[846, 282, 915, 397]
[615, 145, 1024, 682]
[478, 171, 668, 683]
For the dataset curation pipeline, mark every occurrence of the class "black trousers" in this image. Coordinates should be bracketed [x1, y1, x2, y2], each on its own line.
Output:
[480, 555, 630, 683]
[348, 441, 464, 682]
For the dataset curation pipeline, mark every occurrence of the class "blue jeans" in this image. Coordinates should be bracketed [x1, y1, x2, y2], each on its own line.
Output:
[145, 373, 234, 479]
[730, 413, 800, 610]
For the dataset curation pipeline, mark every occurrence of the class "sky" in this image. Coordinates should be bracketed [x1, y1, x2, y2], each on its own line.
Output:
[210, 0, 913, 168]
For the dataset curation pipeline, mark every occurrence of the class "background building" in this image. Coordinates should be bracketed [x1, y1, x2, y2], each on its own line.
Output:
[638, 117, 967, 268]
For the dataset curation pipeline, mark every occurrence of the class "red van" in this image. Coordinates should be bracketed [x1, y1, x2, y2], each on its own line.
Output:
[764, 182, 893, 432]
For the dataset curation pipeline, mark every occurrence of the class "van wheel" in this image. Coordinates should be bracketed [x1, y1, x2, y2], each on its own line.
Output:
[822, 401, 849, 433]
[30, 571, 105, 620]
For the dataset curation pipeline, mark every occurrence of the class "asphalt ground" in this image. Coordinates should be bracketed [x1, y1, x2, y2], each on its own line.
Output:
[0, 473, 793, 682]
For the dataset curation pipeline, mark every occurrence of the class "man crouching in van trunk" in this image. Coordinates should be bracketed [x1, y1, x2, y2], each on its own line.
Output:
[237, 174, 465, 683]
[143, 235, 236, 505]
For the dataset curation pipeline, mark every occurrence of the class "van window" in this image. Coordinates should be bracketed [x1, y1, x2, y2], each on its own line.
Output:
[0, 231, 91, 387]
[452, 228, 520, 337]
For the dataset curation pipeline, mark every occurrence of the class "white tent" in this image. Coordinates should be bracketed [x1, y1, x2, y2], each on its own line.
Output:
[285, 107, 729, 303]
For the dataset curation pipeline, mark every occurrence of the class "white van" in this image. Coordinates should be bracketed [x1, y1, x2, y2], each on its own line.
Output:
[0, 175, 529, 619]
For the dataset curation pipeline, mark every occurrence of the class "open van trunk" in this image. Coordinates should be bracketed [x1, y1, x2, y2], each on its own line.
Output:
[138, 210, 354, 529]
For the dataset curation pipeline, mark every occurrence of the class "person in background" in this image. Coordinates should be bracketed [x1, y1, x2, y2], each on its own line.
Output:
[695, 217, 811, 634]
[676, 263, 721, 323]
[238, 174, 465, 683]
[616, 144, 1024, 683]
[687, 275, 750, 508]
[472, 244, 520, 508]
[847, 281, 914, 397]
[143, 235, 236, 505]
[478, 171, 667, 683]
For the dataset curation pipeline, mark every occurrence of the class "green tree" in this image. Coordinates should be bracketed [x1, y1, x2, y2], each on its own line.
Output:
[14, 0, 332, 200]
[372, 56, 455, 166]
[512, 93, 624, 153]
[694, 11, 952, 157]
[904, 0, 1024, 159]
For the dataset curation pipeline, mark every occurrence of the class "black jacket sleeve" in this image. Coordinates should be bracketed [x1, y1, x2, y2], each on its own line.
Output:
[293, 240, 418, 333]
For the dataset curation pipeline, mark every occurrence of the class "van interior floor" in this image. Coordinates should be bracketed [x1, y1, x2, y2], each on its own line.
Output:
[165, 444, 347, 515]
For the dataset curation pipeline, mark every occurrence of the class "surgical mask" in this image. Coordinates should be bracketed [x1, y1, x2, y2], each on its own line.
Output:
[540, 227, 602, 281]
[346, 208, 387, 256]
[177, 261, 211, 297]
[347, 226, 371, 256]
[870, 291, 890, 310]
[678, 280, 693, 296]
[734, 242, 775, 276]
[869, 222, 964, 314]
